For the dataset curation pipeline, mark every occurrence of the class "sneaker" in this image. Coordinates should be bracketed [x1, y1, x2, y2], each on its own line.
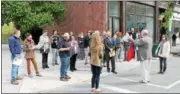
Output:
[95, 89, 102, 93]
[60, 77, 69, 81]
[65, 75, 71, 79]
[28, 74, 33, 78]
[90, 88, 96, 92]
[112, 71, 117, 74]
[11, 80, 19, 85]
[158, 71, 163, 74]
[55, 63, 59, 65]
[36, 73, 42, 77]
[16, 76, 23, 80]
[46, 66, 49, 68]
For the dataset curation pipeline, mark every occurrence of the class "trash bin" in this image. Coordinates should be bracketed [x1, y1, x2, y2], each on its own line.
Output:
[152, 43, 159, 57]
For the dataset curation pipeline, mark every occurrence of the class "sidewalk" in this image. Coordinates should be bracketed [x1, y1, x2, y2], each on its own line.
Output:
[2, 46, 142, 93]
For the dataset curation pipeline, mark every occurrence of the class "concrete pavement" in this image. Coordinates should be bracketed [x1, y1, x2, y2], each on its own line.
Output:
[2, 44, 140, 93]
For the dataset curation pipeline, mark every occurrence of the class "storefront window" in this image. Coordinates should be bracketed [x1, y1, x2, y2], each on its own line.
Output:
[126, 2, 154, 38]
[109, 1, 120, 35]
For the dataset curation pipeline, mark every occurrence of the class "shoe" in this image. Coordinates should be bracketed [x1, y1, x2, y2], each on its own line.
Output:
[46, 66, 49, 68]
[112, 71, 117, 74]
[16, 76, 23, 80]
[65, 75, 71, 79]
[107, 69, 110, 73]
[60, 77, 69, 81]
[70, 70, 74, 72]
[158, 71, 163, 74]
[55, 63, 59, 65]
[74, 68, 77, 71]
[52, 63, 55, 66]
[90, 88, 96, 92]
[28, 74, 33, 78]
[36, 73, 42, 77]
[11, 80, 19, 85]
[139, 80, 148, 83]
[95, 89, 102, 93]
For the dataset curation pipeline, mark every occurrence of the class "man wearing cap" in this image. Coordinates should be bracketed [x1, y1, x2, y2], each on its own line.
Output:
[129, 29, 153, 83]
[8, 25, 23, 85]
[58, 33, 71, 81]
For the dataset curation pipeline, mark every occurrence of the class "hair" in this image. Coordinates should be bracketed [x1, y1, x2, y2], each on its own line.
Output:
[14, 24, 21, 30]
[90, 30, 102, 50]
[26, 33, 31, 38]
[53, 30, 57, 34]
[162, 34, 169, 41]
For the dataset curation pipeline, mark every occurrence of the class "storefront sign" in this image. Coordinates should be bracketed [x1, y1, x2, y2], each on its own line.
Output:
[173, 13, 180, 21]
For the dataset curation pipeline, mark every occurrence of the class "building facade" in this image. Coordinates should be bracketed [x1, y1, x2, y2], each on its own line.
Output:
[43, 1, 180, 42]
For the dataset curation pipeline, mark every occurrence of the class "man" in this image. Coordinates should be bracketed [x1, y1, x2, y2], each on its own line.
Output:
[104, 31, 117, 74]
[58, 33, 71, 81]
[129, 29, 153, 83]
[8, 25, 23, 85]
[50, 30, 60, 66]
[172, 32, 177, 46]
[122, 32, 130, 61]
[84, 31, 92, 65]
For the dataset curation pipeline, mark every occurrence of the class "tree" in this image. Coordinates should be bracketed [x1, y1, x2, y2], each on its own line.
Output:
[1, 1, 65, 39]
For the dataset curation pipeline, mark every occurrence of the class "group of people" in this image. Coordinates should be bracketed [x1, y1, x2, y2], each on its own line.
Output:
[8, 24, 171, 93]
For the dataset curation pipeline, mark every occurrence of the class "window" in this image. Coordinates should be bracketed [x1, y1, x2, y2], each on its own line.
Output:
[109, 1, 119, 17]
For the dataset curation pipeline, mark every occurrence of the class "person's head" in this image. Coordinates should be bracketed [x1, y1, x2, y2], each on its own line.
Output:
[141, 29, 149, 37]
[71, 36, 75, 41]
[131, 27, 135, 32]
[106, 31, 112, 37]
[70, 31, 73, 36]
[90, 30, 102, 48]
[113, 34, 117, 38]
[13, 24, 21, 32]
[63, 32, 70, 41]
[53, 30, 57, 35]
[42, 30, 48, 36]
[88, 31, 92, 36]
[161, 34, 169, 41]
[26, 33, 32, 40]
[14, 30, 21, 38]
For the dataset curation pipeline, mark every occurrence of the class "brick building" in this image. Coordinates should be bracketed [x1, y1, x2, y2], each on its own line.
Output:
[43, 1, 180, 43]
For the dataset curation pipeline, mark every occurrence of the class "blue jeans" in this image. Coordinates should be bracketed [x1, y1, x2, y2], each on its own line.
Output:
[60, 57, 70, 77]
[159, 57, 167, 72]
[52, 48, 58, 64]
[115, 48, 121, 61]
[11, 54, 21, 80]
[91, 65, 102, 89]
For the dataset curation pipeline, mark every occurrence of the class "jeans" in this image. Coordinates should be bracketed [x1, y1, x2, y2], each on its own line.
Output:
[60, 57, 70, 77]
[84, 47, 89, 64]
[11, 54, 21, 80]
[159, 57, 167, 72]
[91, 65, 102, 89]
[78, 48, 85, 59]
[115, 48, 121, 62]
[52, 48, 58, 64]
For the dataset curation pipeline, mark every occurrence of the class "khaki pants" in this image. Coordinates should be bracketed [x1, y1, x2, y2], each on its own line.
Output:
[26, 58, 39, 74]
[140, 60, 151, 82]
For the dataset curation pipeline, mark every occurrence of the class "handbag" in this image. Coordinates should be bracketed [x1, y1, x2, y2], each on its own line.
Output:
[109, 50, 115, 57]
[13, 57, 23, 66]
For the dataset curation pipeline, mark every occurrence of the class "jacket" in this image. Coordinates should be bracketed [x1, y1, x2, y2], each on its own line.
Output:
[36, 35, 50, 53]
[8, 36, 22, 57]
[23, 39, 35, 58]
[133, 36, 153, 61]
[104, 37, 116, 53]
[90, 45, 103, 67]
[156, 41, 170, 58]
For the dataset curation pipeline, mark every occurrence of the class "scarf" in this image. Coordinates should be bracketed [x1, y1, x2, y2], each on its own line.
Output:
[27, 39, 32, 44]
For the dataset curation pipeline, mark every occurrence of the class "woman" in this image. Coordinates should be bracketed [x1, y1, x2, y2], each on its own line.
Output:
[23, 33, 42, 78]
[36, 30, 50, 69]
[113, 33, 121, 62]
[70, 36, 78, 72]
[77, 32, 85, 60]
[50, 30, 59, 66]
[90, 30, 103, 93]
[156, 34, 170, 74]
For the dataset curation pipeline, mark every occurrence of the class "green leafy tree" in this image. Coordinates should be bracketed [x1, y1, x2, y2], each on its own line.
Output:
[1, 1, 65, 39]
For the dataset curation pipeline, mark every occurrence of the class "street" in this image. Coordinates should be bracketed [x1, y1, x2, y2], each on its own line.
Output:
[2, 44, 180, 93]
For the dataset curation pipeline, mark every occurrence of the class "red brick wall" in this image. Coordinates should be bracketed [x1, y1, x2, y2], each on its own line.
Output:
[43, 1, 106, 36]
